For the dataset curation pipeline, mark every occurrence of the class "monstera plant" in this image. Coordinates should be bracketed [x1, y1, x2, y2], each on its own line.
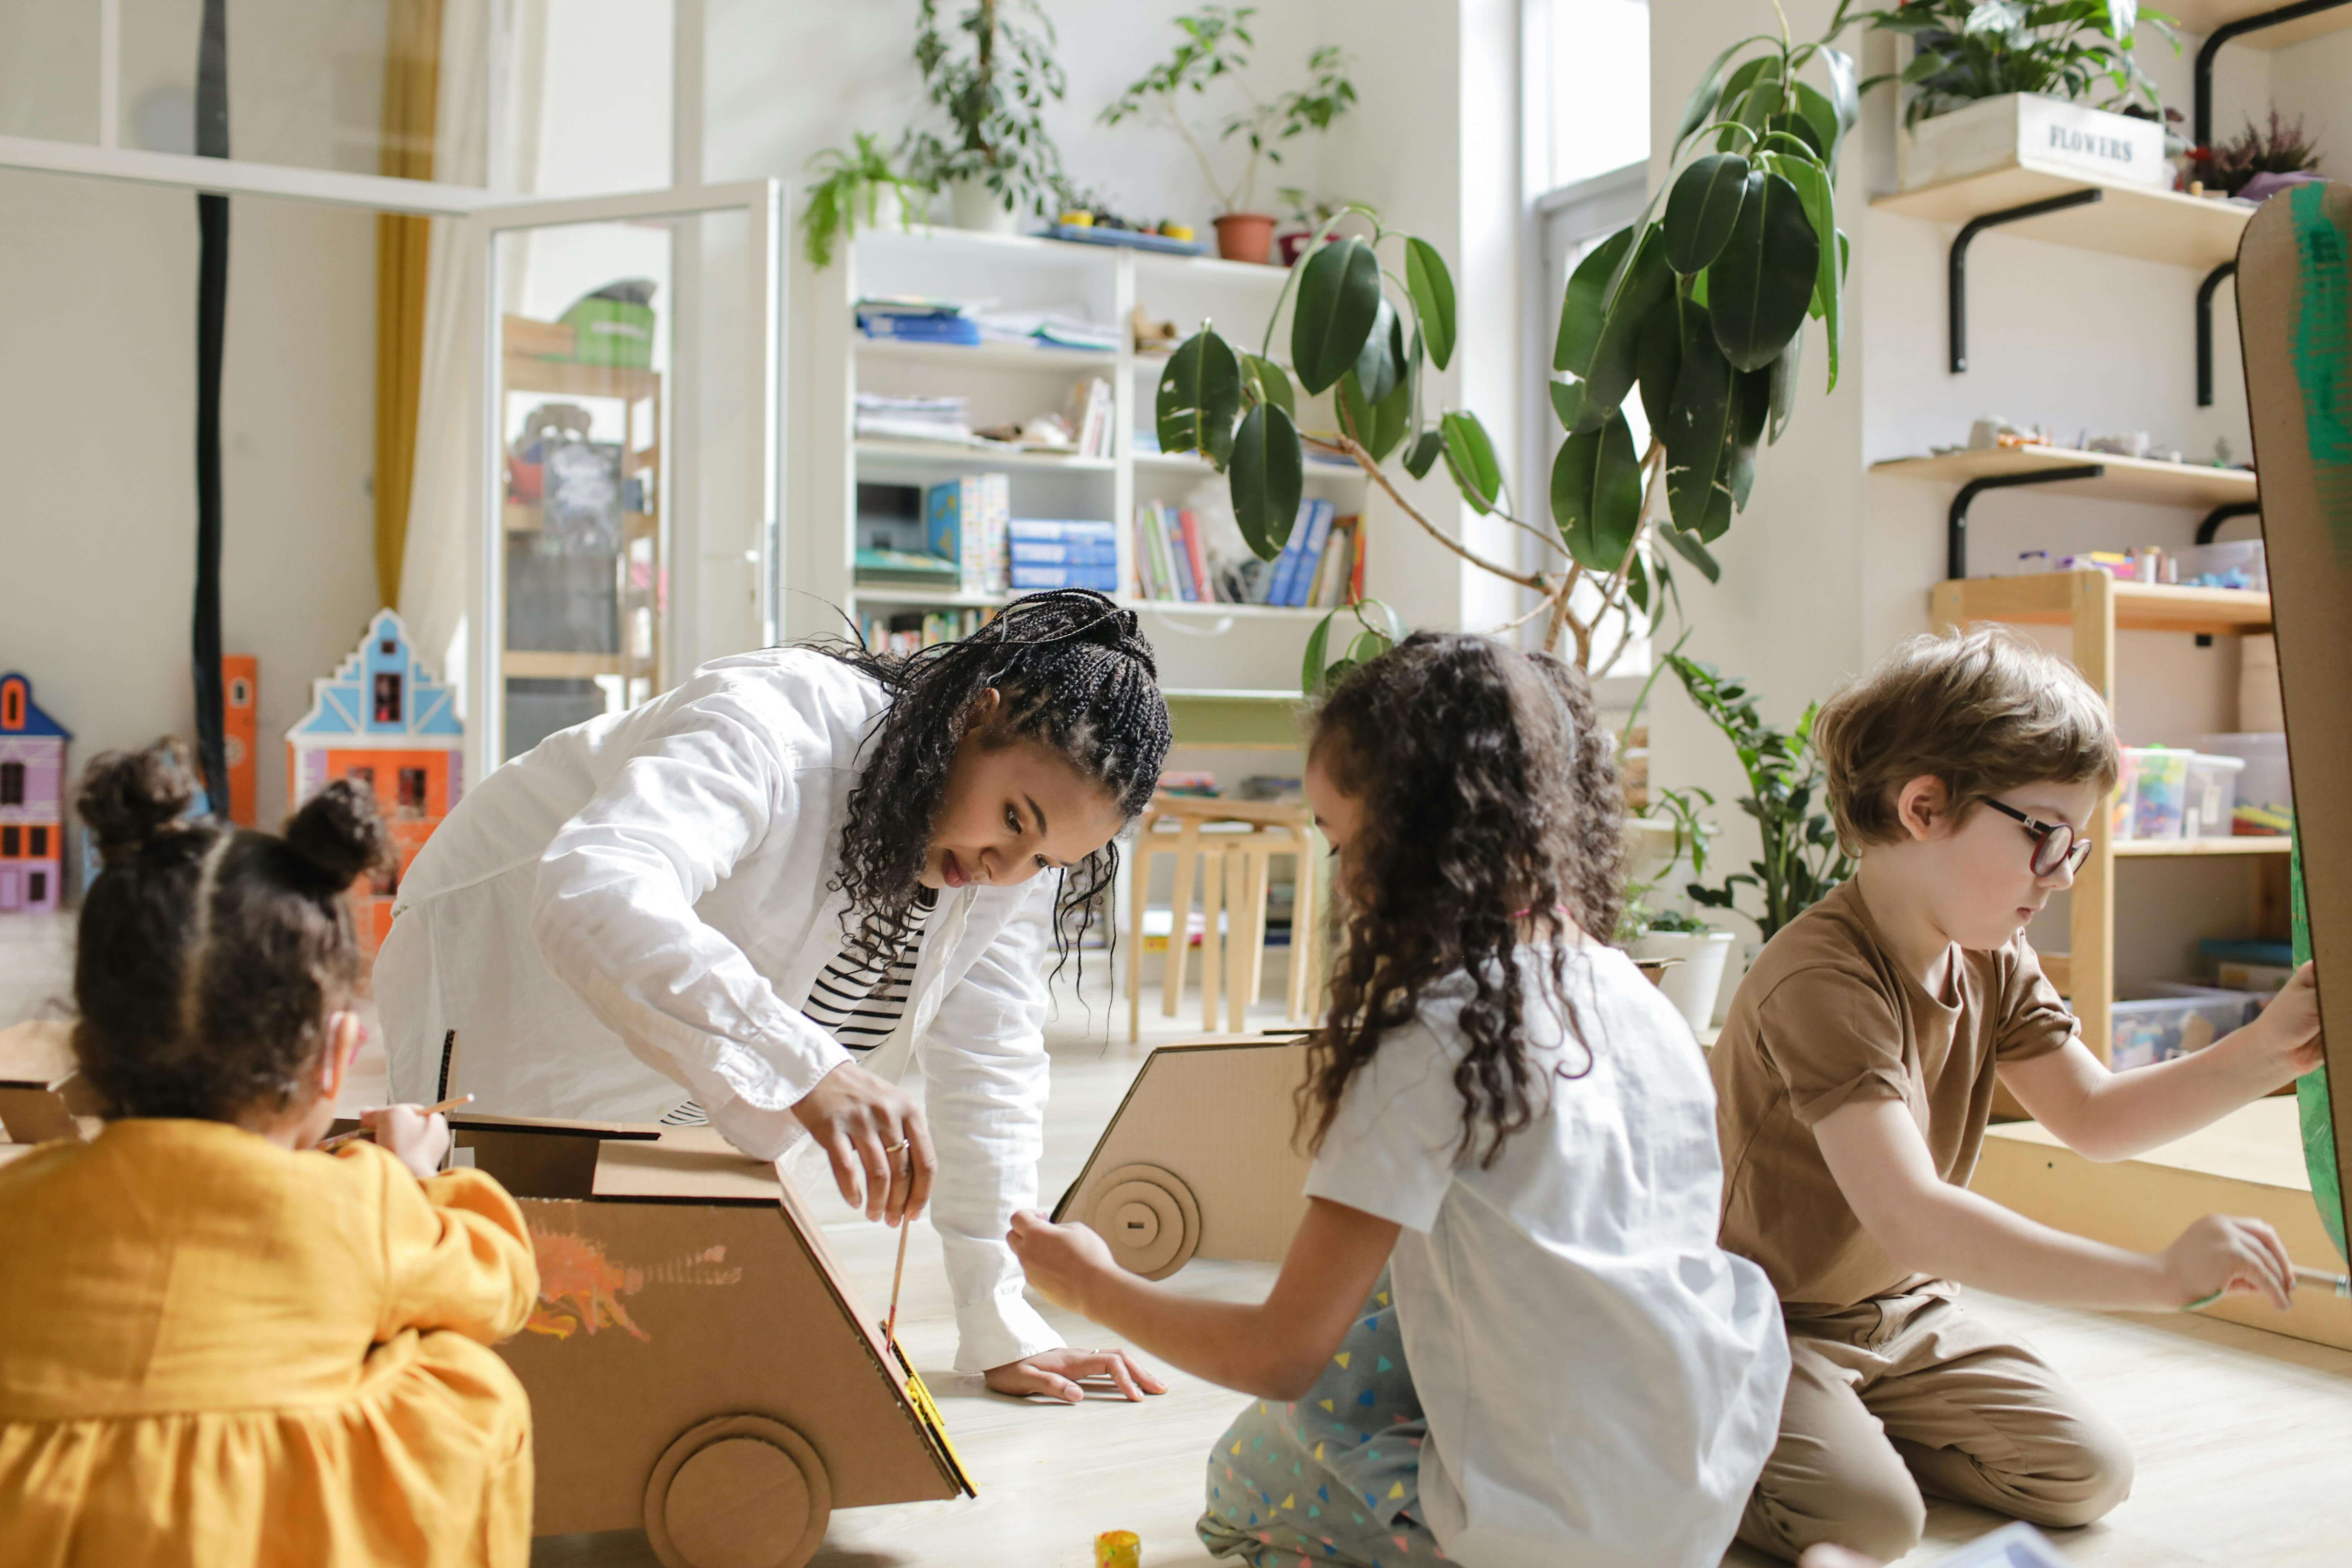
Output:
[1152, 5, 1859, 691]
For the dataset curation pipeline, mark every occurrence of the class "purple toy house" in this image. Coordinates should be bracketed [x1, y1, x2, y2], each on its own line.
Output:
[0, 675, 70, 914]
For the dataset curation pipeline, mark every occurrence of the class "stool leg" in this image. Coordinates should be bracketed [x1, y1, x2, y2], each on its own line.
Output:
[1162, 823, 1197, 1019]
[1233, 849, 1269, 1032]
[1200, 848, 1225, 1031]
[1126, 840, 1151, 1044]
[1286, 842, 1317, 1022]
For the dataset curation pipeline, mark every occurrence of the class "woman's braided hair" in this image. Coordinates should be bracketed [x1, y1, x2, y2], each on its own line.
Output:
[1300, 633, 1624, 1167]
[810, 589, 1172, 964]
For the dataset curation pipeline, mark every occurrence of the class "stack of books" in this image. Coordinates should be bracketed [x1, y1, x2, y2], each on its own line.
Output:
[1008, 519, 1118, 592]
[924, 475, 1010, 595]
[1131, 500, 1362, 607]
[1063, 378, 1113, 460]
[855, 297, 980, 346]
[855, 391, 974, 445]
[861, 606, 992, 656]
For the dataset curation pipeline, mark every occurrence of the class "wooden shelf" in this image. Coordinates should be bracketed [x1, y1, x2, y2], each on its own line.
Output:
[1132, 248, 1293, 287]
[1936, 572, 2272, 636]
[2114, 835, 2293, 857]
[504, 504, 655, 539]
[854, 336, 1116, 371]
[853, 439, 1114, 473]
[503, 651, 626, 679]
[502, 356, 661, 400]
[1875, 444, 2259, 508]
[2164, 0, 2352, 45]
[1873, 167, 2251, 270]
[1133, 449, 1366, 483]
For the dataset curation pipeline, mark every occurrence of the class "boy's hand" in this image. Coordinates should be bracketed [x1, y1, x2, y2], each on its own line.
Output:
[1007, 1209, 1119, 1315]
[2162, 1213, 2293, 1310]
[361, 1105, 451, 1182]
[2246, 963, 2324, 1081]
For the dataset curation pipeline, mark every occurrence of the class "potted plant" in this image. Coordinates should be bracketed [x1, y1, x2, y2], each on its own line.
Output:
[1274, 186, 1349, 266]
[1100, 6, 1357, 264]
[1617, 786, 1738, 1032]
[2190, 109, 2323, 201]
[904, 0, 1068, 234]
[1155, 0, 1855, 683]
[802, 133, 931, 270]
[1857, 0, 2179, 191]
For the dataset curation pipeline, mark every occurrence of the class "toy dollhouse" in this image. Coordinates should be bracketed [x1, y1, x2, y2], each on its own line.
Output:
[286, 611, 462, 955]
[0, 674, 70, 915]
[222, 654, 257, 826]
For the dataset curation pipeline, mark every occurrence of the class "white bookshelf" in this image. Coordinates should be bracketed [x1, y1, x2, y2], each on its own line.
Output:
[799, 225, 1381, 691]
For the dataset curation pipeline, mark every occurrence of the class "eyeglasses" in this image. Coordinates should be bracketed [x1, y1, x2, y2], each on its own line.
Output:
[1979, 798, 2094, 878]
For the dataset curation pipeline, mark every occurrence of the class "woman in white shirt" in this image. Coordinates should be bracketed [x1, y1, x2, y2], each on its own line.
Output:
[377, 591, 1171, 1399]
[1012, 633, 1788, 1564]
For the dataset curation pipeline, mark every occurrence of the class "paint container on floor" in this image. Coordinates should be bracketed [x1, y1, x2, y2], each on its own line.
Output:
[1094, 1528, 1142, 1567]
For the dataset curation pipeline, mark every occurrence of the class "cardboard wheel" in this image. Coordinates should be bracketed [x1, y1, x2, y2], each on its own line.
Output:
[1088, 1162, 1202, 1280]
[642, 1414, 832, 1568]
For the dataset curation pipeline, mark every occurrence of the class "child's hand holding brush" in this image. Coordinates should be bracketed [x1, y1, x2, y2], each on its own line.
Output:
[317, 1094, 472, 1180]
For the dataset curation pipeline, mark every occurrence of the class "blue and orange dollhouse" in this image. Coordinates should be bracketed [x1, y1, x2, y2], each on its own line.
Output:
[286, 611, 462, 956]
[0, 674, 70, 915]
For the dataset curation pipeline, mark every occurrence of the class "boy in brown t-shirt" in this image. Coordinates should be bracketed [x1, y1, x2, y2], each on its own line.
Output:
[1712, 626, 2322, 1563]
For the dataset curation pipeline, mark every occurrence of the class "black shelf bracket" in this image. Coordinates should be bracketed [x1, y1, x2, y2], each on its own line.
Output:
[1950, 190, 2104, 374]
[2197, 262, 2238, 408]
[2195, 0, 2352, 151]
[1948, 465, 2107, 580]
[2196, 499, 2263, 544]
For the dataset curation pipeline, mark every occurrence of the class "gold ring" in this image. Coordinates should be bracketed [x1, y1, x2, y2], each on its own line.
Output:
[884, 1140, 910, 1153]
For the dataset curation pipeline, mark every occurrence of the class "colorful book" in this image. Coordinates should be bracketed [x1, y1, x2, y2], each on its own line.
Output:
[1177, 510, 1212, 603]
[1008, 562, 1119, 591]
[1268, 499, 1334, 607]
[1149, 503, 1184, 600]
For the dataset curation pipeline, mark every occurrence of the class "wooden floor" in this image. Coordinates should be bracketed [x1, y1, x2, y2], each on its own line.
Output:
[4, 915, 2346, 1565]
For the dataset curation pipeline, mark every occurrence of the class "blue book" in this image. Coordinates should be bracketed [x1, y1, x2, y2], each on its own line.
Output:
[1009, 562, 1120, 591]
[1010, 539, 1121, 565]
[859, 312, 983, 346]
[1268, 499, 1333, 606]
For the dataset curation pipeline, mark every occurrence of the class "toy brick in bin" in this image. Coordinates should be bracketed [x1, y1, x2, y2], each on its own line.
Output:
[1053, 1033, 1314, 1279]
[450, 1112, 972, 1568]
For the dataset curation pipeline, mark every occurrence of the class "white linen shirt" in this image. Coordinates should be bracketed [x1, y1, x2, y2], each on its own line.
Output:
[375, 647, 1062, 1372]
[1304, 942, 1789, 1568]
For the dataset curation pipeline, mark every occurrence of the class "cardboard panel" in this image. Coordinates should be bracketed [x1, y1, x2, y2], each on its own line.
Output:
[2236, 184, 2352, 1255]
[1055, 1034, 1315, 1266]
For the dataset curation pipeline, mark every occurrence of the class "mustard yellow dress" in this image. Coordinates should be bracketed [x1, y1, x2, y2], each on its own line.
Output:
[0, 1119, 539, 1567]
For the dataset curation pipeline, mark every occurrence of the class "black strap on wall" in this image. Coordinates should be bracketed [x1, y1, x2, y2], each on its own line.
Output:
[192, 0, 230, 818]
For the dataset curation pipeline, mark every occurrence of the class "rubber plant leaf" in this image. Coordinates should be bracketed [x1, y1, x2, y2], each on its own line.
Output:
[1439, 410, 1504, 516]
[1663, 153, 1750, 276]
[1404, 237, 1457, 371]
[1658, 514, 1722, 582]
[1351, 297, 1402, 408]
[1550, 408, 1645, 572]
[1564, 226, 1672, 433]
[1301, 611, 1336, 697]
[1290, 235, 1382, 395]
[1769, 152, 1841, 391]
[1707, 170, 1819, 372]
[1230, 402, 1304, 561]
[1726, 362, 1772, 511]
[1636, 295, 1682, 434]
[1665, 298, 1734, 536]
[1767, 324, 1803, 445]
[1556, 225, 1633, 375]
[1157, 328, 1241, 469]
[1366, 327, 1415, 463]
[1242, 353, 1294, 417]
[1402, 428, 1445, 480]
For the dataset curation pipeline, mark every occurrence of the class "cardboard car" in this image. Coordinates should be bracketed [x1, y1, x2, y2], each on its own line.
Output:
[449, 1113, 973, 1568]
[1052, 1032, 1314, 1278]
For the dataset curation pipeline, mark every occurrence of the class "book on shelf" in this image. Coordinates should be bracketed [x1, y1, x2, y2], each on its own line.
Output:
[1177, 510, 1212, 602]
[1008, 520, 1118, 592]
[1127, 503, 1364, 608]
[1266, 499, 1335, 607]
[856, 312, 982, 346]
[1060, 376, 1115, 460]
[861, 604, 991, 657]
[852, 546, 960, 586]
[925, 474, 1010, 594]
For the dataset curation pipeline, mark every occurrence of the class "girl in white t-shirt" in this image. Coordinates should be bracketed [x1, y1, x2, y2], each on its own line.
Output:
[1012, 633, 1788, 1568]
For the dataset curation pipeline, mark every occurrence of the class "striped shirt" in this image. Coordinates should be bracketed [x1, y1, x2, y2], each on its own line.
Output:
[800, 888, 939, 1051]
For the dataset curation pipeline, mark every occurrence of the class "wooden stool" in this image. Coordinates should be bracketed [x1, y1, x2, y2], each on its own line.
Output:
[1126, 795, 1321, 1041]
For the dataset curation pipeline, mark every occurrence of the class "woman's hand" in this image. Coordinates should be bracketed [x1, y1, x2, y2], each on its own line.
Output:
[793, 1062, 936, 1224]
[360, 1105, 451, 1182]
[2162, 1212, 2294, 1310]
[983, 1346, 1168, 1404]
[2246, 963, 2324, 1083]
[1006, 1208, 1118, 1315]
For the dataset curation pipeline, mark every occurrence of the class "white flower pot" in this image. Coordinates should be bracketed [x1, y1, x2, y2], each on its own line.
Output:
[866, 185, 904, 232]
[1629, 930, 1736, 1035]
[948, 176, 1019, 234]
[1899, 92, 2169, 192]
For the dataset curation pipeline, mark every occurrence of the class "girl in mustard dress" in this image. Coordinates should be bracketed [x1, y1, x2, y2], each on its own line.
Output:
[0, 741, 539, 1567]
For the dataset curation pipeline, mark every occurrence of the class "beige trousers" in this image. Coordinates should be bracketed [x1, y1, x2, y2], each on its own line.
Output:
[1739, 1287, 2134, 1563]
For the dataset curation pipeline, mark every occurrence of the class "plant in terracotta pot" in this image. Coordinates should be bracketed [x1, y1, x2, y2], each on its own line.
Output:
[1100, 5, 1356, 264]
[904, 0, 1068, 233]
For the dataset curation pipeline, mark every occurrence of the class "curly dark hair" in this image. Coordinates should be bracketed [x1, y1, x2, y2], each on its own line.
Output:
[71, 739, 396, 1122]
[808, 589, 1172, 963]
[1300, 633, 1625, 1167]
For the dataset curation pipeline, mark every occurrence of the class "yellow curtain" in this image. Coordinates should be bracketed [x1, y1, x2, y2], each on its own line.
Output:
[373, 0, 444, 611]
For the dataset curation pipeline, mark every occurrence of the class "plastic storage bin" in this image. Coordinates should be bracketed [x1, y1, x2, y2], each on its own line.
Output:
[2195, 732, 2292, 833]
[2110, 985, 2267, 1071]
[2174, 538, 2268, 592]
[2115, 746, 2191, 840]
[2182, 752, 2245, 839]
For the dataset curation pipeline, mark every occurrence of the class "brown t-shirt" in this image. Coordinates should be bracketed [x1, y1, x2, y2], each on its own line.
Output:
[1712, 876, 2077, 1312]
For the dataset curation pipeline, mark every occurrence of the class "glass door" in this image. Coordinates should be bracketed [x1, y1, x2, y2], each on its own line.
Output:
[470, 181, 781, 771]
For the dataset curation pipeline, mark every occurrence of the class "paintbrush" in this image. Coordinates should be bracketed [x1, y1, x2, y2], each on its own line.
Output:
[317, 1094, 475, 1151]
[884, 1210, 913, 1346]
[2294, 1264, 2350, 1296]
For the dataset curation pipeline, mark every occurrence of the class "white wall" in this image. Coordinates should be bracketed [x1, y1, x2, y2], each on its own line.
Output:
[0, 7, 388, 869]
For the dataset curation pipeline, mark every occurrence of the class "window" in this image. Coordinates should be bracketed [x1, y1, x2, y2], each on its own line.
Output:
[398, 767, 428, 815]
[0, 763, 20, 806]
[28, 873, 45, 904]
[374, 672, 405, 724]
[1, 827, 17, 857]
[28, 826, 46, 857]
[230, 677, 251, 706]
[0, 683, 20, 729]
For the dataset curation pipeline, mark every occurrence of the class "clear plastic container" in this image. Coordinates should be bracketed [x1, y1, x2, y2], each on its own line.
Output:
[2116, 746, 2191, 841]
[2110, 984, 2266, 1070]
[2174, 538, 2267, 592]
[2195, 732, 2292, 832]
[2182, 752, 2245, 839]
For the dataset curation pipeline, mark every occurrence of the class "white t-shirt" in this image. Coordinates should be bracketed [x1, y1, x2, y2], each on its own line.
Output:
[1304, 942, 1788, 1568]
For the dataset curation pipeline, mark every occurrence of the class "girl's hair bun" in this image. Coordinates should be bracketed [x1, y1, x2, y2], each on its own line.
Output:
[77, 740, 200, 864]
[284, 779, 396, 889]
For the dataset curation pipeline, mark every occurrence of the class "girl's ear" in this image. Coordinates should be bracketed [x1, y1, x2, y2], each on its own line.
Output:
[1896, 775, 1949, 842]
[316, 1010, 362, 1102]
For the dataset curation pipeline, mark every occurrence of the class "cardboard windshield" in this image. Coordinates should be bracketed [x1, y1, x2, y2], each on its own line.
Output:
[0, 1020, 96, 1145]
[1053, 1032, 1315, 1279]
[473, 1119, 975, 1552]
[2237, 181, 2352, 1264]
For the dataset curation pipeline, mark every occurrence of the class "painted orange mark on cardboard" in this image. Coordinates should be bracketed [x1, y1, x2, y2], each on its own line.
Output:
[526, 1226, 744, 1341]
